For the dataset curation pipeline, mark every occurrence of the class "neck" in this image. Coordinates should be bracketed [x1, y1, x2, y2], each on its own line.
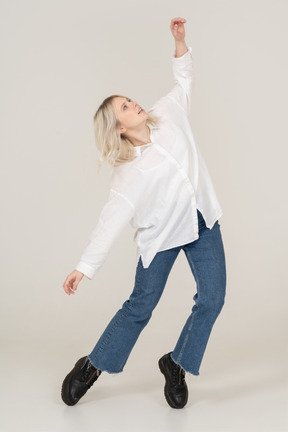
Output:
[125, 124, 151, 147]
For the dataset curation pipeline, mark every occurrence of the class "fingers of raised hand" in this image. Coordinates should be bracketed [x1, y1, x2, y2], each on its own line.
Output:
[170, 17, 187, 28]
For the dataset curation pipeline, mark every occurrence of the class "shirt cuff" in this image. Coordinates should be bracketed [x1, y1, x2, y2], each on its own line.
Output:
[173, 45, 192, 60]
[75, 261, 96, 280]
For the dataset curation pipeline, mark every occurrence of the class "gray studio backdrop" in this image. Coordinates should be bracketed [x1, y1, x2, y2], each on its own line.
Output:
[1, 0, 287, 387]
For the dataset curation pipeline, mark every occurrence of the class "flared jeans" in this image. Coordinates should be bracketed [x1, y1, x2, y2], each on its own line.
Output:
[88, 209, 226, 376]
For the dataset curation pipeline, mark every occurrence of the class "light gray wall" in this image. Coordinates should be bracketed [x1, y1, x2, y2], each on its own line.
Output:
[0, 0, 287, 377]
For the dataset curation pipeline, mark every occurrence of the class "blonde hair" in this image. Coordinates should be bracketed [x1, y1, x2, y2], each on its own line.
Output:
[93, 94, 161, 170]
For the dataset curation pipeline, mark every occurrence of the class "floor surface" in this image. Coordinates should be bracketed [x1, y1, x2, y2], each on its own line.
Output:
[1, 339, 287, 432]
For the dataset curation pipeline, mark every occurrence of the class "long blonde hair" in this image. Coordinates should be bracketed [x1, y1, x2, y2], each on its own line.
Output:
[93, 94, 161, 170]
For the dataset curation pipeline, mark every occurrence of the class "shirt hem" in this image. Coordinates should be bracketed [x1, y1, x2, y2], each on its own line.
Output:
[157, 234, 200, 254]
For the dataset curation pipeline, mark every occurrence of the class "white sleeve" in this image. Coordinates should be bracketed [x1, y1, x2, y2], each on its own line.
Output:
[75, 189, 135, 280]
[148, 45, 193, 117]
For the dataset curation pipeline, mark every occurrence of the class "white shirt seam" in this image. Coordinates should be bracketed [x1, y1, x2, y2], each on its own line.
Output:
[110, 188, 135, 211]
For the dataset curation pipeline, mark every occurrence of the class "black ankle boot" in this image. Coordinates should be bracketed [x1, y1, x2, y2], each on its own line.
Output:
[61, 356, 102, 406]
[158, 352, 188, 409]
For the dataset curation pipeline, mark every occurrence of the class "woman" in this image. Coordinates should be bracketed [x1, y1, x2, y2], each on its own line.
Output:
[61, 17, 226, 409]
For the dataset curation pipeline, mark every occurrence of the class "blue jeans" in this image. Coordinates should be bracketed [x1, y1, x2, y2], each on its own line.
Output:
[88, 209, 226, 376]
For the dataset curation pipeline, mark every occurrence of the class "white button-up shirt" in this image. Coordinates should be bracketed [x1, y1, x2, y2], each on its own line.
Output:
[75, 45, 223, 280]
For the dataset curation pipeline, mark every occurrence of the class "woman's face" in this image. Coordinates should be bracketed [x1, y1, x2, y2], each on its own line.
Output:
[112, 97, 148, 134]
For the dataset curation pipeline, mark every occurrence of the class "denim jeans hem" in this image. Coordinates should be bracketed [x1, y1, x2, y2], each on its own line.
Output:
[170, 353, 200, 376]
[88, 354, 124, 374]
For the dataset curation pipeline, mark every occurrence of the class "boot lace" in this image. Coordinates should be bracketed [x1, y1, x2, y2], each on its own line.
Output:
[81, 358, 102, 388]
[172, 362, 186, 386]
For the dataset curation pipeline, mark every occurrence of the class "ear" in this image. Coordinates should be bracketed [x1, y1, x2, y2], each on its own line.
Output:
[120, 127, 127, 134]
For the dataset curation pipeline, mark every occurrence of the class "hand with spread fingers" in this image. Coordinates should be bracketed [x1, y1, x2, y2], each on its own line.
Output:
[170, 17, 187, 41]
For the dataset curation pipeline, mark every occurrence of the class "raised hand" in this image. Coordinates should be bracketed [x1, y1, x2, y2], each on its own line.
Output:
[170, 17, 187, 42]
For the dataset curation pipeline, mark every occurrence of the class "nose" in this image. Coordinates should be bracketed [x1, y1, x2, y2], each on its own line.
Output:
[133, 101, 139, 109]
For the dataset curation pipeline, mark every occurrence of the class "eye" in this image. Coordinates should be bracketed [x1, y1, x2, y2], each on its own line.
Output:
[123, 99, 132, 110]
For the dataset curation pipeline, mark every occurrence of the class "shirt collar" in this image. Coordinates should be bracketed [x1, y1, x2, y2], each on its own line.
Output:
[133, 123, 158, 157]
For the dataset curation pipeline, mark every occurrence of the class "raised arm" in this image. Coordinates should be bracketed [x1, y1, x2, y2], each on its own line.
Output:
[148, 17, 193, 118]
